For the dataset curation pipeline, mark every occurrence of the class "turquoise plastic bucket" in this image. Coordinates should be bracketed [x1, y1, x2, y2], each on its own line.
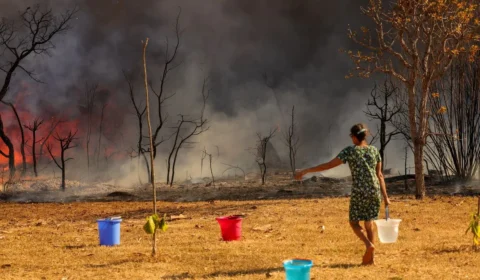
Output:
[97, 217, 122, 246]
[283, 259, 313, 280]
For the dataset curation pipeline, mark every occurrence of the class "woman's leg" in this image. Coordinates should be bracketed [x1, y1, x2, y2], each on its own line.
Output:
[363, 221, 375, 264]
[364, 221, 375, 244]
[349, 221, 374, 265]
[349, 221, 372, 247]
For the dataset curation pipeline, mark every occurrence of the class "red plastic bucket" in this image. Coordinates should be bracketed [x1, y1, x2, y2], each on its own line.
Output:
[216, 215, 243, 241]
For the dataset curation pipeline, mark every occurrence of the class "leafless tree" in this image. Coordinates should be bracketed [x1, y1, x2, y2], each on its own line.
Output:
[46, 130, 77, 191]
[202, 148, 214, 185]
[24, 118, 44, 177]
[124, 71, 150, 183]
[1, 101, 26, 176]
[0, 5, 78, 102]
[149, 9, 182, 159]
[256, 128, 278, 185]
[283, 106, 300, 178]
[0, 115, 14, 179]
[166, 78, 209, 186]
[364, 79, 403, 170]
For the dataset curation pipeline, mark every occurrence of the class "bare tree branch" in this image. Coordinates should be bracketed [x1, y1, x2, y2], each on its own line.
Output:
[0, 5, 78, 101]
[149, 9, 182, 159]
[364, 78, 404, 170]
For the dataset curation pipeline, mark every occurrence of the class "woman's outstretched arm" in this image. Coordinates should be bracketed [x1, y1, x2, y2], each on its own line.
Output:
[376, 161, 391, 207]
[294, 157, 343, 180]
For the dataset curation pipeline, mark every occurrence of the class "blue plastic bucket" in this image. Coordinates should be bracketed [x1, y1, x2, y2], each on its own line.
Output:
[283, 259, 313, 280]
[97, 218, 122, 246]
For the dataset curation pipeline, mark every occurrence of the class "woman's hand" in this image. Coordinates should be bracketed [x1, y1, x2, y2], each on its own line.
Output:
[384, 197, 391, 207]
[294, 169, 305, 181]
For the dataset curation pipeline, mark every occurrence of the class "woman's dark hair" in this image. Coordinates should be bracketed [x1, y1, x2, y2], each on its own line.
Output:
[350, 123, 368, 141]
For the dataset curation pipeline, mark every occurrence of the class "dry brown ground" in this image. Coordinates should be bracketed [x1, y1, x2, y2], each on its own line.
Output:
[0, 196, 479, 279]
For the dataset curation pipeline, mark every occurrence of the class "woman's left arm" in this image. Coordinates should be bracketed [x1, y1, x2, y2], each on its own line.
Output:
[295, 158, 343, 180]
[376, 162, 391, 206]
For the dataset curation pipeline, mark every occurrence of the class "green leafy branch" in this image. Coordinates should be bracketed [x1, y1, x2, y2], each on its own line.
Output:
[465, 197, 480, 250]
[144, 214, 168, 235]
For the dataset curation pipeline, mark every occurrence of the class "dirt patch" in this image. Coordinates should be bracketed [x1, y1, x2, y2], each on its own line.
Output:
[0, 196, 479, 279]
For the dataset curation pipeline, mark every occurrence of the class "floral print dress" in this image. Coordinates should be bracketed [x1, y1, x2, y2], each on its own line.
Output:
[337, 145, 382, 221]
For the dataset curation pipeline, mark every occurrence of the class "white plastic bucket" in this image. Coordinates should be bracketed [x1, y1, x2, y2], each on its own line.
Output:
[374, 219, 402, 243]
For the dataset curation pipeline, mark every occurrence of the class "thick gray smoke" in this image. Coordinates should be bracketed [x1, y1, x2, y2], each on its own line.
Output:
[0, 0, 410, 183]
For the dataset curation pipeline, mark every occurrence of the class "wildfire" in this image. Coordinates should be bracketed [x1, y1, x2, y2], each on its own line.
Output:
[0, 86, 126, 169]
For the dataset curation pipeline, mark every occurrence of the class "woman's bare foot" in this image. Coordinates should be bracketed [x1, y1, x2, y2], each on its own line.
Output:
[362, 245, 375, 265]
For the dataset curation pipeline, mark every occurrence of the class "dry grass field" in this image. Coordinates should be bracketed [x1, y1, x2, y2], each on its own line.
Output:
[0, 196, 479, 279]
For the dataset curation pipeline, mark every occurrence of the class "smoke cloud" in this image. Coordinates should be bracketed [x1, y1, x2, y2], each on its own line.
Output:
[0, 0, 410, 184]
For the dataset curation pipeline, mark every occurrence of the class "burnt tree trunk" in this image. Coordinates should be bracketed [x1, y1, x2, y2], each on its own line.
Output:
[209, 154, 214, 186]
[256, 129, 277, 185]
[60, 148, 66, 190]
[142, 152, 151, 182]
[170, 141, 182, 186]
[0, 115, 15, 179]
[3, 102, 26, 176]
[284, 106, 299, 179]
[260, 160, 267, 185]
[379, 120, 386, 171]
[32, 130, 38, 177]
[24, 118, 43, 177]
[166, 121, 183, 185]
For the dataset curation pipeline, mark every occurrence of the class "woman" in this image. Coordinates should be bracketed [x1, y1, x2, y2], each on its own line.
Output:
[295, 123, 391, 265]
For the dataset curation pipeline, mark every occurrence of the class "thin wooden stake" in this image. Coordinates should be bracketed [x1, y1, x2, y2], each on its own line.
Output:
[142, 38, 157, 256]
[209, 154, 214, 186]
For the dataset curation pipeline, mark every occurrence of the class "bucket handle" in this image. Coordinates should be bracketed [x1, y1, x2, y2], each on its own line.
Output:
[385, 206, 389, 221]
